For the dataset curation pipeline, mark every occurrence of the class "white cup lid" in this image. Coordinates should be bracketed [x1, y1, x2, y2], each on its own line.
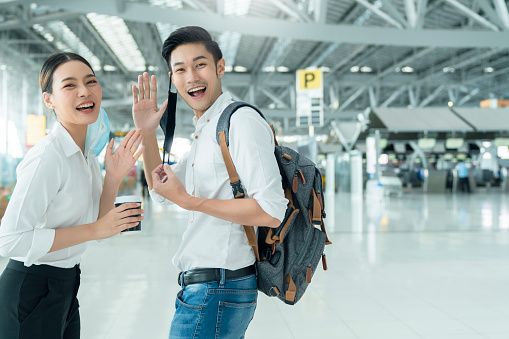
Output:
[115, 195, 141, 204]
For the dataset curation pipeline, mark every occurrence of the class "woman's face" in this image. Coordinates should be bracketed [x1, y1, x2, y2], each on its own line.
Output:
[43, 60, 102, 128]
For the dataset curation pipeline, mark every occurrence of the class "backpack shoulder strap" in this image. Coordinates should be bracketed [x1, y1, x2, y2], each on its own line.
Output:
[216, 101, 266, 147]
[216, 101, 268, 262]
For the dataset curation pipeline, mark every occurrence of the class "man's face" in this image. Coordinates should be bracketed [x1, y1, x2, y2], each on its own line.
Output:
[170, 43, 225, 117]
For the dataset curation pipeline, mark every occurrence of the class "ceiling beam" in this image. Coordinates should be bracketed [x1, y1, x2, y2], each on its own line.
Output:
[443, 0, 500, 31]
[35, 0, 509, 48]
[355, 0, 403, 29]
[0, 9, 79, 30]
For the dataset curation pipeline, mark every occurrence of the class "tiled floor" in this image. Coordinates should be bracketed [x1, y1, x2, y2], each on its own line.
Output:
[2, 189, 509, 338]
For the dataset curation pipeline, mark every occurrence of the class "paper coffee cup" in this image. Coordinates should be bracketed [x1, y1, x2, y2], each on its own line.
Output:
[114, 195, 142, 233]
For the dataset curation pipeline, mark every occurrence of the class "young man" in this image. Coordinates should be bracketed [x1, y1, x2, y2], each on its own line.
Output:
[132, 26, 288, 338]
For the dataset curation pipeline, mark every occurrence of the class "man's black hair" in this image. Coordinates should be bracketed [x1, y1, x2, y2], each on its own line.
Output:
[161, 26, 223, 70]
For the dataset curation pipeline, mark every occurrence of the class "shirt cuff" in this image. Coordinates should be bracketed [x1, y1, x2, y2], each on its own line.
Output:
[255, 198, 288, 224]
[149, 189, 173, 206]
[24, 228, 55, 267]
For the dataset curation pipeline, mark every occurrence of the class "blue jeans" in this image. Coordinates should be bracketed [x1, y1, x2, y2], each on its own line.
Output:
[169, 272, 257, 339]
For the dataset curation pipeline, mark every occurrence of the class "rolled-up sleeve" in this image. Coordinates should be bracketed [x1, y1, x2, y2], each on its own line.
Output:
[0, 148, 60, 266]
[229, 109, 288, 223]
[149, 152, 188, 205]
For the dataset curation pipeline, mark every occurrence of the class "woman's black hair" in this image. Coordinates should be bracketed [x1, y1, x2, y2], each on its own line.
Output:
[39, 52, 94, 94]
[161, 26, 223, 70]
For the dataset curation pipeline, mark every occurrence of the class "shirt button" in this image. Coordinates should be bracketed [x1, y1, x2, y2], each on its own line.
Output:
[195, 135, 198, 139]
[207, 119, 210, 123]
[192, 191, 195, 196]
[192, 163, 194, 167]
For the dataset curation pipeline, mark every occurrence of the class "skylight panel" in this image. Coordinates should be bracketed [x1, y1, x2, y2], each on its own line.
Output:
[224, 0, 251, 16]
[46, 21, 101, 71]
[87, 13, 146, 72]
[149, 0, 183, 8]
[217, 31, 241, 67]
[157, 23, 179, 44]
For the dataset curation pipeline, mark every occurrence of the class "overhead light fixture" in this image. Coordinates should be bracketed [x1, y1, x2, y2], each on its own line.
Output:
[32, 24, 44, 32]
[148, 65, 157, 71]
[360, 66, 373, 73]
[394, 67, 401, 72]
[350, 65, 360, 73]
[263, 66, 276, 72]
[484, 67, 494, 73]
[234, 65, 248, 72]
[224, 65, 233, 72]
[448, 101, 454, 107]
[276, 66, 289, 72]
[104, 65, 117, 71]
[443, 67, 455, 73]
[401, 66, 414, 73]
[0, 65, 7, 70]
[319, 66, 330, 72]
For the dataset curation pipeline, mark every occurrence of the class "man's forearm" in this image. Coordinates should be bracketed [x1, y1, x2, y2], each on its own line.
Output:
[142, 132, 162, 189]
[181, 196, 281, 228]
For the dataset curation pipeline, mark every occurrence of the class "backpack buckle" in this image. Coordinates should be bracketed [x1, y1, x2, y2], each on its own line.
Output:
[230, 181, 245, 199]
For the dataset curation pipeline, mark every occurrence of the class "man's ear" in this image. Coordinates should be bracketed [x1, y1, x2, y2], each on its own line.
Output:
[216, 58, 226, 78]
[42, 92, 54, 109]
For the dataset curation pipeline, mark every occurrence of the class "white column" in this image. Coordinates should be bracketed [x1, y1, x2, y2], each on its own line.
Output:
[350, 150, 363, 197]
[325, 152, 336, 231]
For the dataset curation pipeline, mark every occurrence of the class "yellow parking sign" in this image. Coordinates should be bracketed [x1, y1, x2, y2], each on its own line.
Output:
[297, 69, 322, 90]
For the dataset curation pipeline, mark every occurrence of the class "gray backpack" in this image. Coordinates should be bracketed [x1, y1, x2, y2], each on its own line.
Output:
[216, 102, 332, 305]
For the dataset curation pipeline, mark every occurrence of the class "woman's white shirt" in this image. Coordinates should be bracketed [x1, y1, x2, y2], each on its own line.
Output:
[0, 121, 102, 267]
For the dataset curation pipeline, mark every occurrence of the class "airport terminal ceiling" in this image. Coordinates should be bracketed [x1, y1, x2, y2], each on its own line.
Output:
[0, 0, 508, 142]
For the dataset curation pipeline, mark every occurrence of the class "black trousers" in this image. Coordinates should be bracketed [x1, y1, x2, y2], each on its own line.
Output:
[459, 177, 471, 193]
[0, 259, 81, 339]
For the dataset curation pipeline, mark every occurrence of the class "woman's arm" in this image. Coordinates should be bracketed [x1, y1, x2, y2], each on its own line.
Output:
[98, 130, 144, 219]
[49, 203, 143, 252]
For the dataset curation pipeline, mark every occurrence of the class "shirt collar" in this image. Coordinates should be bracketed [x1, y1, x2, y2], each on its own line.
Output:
[193, 92, 233, 132]
[51, 121, 82, 158]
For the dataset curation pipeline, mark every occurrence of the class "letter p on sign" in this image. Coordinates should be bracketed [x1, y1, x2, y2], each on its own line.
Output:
[298, 69, 322, 90]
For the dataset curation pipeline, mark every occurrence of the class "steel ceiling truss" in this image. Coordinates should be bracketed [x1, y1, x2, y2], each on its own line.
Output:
[0, 0, 508, 136]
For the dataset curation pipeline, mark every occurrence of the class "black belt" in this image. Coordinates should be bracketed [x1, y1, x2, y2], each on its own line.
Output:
[178, 265, 256, 287]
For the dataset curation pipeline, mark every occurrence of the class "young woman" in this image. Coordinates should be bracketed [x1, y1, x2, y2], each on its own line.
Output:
[0, 52, 144, 339]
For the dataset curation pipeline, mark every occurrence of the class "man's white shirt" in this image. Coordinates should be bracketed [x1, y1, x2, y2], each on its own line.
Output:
[151, 92, 288, 272]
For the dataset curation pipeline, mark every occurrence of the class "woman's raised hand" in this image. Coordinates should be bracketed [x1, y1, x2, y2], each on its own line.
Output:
[132, 72, 168, 134]
[104, 129, 144, 183]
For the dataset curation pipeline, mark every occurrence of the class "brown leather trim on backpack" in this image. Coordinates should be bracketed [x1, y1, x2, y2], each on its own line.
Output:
[243, 225, 260, 262]
[321, 221, 332, 245]
[285, 188, 294, 209]
[298, 170, 306, 185]
[312, 189, 332, 245]
[218, 131, 240, 184]
[265, 208, 299, 245]
[218, 132, 261, 261]
[322, 254, 328, 270]
[285, 274, 296, 303]
[317, 193, 324, 210]
[311, 189, 322, 225]
[269, 124, 279, 146]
